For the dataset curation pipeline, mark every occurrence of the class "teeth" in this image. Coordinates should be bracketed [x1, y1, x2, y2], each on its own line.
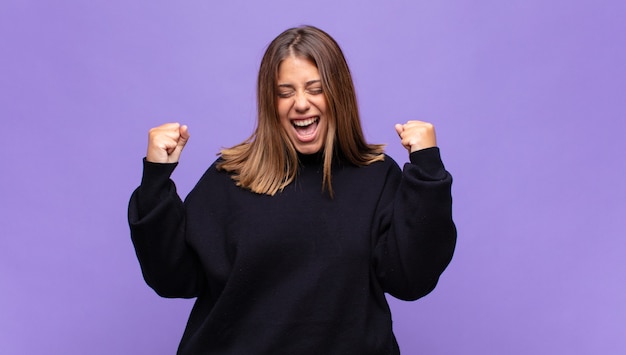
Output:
[292, 117, 318, 127]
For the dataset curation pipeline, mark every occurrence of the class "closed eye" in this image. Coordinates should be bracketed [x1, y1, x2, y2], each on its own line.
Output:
[277, 89, 295, 98]
[307, 87, 323, 95]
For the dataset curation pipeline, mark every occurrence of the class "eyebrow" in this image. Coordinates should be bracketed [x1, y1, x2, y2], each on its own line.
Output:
[277, 80, 322, 88]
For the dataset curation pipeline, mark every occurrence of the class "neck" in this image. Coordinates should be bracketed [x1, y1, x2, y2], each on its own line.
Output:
[297, 150, 324, 166]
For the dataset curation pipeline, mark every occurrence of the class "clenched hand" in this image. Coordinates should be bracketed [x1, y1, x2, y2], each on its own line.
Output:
[395, 120, 437, 153]
[146, 123, 190, 163]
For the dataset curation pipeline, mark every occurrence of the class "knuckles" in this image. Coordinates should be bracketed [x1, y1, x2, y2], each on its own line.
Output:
[397, 120, 437, 151]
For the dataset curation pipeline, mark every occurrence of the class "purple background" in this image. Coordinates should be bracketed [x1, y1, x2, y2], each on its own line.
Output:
[2, 0, 625, 354]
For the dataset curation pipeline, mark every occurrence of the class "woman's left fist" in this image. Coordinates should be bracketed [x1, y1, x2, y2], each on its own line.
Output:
[394, 120, 437, 153]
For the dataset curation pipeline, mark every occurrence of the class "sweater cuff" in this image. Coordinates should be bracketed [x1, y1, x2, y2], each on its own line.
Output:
[138, 158, 178, 211]
[407, 147, 447, 181]
[141, 158, 178, 186]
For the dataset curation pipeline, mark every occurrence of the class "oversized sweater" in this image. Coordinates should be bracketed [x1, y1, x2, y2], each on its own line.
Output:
[128, 147, 456, 355]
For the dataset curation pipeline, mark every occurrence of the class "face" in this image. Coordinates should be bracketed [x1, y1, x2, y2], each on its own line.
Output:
[276, 56, 328, 155]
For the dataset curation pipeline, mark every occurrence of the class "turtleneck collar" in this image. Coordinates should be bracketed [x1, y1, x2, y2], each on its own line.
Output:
[297, 150, 324, 166]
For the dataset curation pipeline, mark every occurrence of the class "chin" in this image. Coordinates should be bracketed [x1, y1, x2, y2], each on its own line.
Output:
[295, 144, 323, 155]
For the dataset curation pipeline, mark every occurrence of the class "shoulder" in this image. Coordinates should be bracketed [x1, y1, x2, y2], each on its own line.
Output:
[335, 154, 402, 187]
[362, 154, 402, 175]
[382, 154, 401, 169]
[197, 157, 230, 183]
[185, 158, 235, 202]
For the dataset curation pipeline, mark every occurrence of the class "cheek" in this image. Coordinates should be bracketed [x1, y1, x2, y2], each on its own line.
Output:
[314, 97, 328, 114]
[278, 106, 291, 130]
[276, 101, 290, 119]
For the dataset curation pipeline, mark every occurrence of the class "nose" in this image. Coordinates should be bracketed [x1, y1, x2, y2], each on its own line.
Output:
[294, 92, 310, 113]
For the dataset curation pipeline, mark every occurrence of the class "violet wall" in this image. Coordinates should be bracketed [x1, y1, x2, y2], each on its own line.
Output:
[1, 0, 624, 353]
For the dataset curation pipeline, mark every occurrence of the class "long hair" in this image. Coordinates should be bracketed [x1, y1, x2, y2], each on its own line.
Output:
[218, 25, 385, 196]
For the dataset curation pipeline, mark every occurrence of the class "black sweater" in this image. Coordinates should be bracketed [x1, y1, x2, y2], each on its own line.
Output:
[128, 147, 456, 354]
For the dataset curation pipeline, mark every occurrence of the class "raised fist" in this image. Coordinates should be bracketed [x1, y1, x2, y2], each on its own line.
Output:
[146, 123, 190, 163]
[394, 120, 437, 153]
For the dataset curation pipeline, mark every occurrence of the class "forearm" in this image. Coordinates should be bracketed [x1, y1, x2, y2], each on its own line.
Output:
[376, 148, 457, 300]
[128, 159, 202, 298]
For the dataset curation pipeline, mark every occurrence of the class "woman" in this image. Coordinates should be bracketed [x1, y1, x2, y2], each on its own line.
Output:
[129, 25, 456, 354]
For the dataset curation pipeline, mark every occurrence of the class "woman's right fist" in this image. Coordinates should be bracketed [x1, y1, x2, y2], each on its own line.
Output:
[146, 123, 190, 163]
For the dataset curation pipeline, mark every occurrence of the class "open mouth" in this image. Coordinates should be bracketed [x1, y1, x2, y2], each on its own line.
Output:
[291, 116, 319, 140]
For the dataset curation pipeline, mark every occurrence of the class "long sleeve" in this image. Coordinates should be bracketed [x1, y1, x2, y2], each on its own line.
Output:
[128, 159, 204, 298]
[373, 147, 457, 301]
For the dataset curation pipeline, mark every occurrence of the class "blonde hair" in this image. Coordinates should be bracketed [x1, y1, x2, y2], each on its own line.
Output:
[218, 25, 384, 196]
